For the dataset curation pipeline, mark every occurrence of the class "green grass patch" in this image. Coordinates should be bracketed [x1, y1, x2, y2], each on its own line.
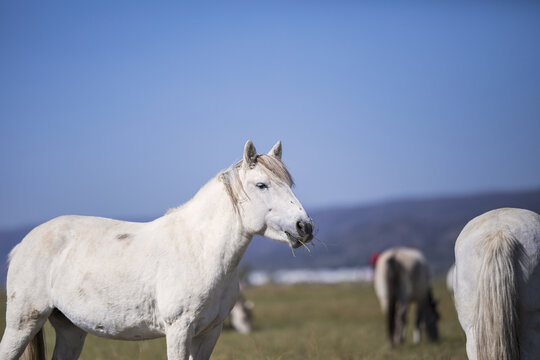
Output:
[0, 281, 466, 359]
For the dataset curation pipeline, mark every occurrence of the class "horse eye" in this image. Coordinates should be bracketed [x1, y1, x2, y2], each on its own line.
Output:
[256, 182, 268, 190]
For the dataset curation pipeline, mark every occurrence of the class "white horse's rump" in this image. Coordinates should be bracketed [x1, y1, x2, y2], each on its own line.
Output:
[374, 247, 439, 346]
[0, 140, 314, 360]
[454, 208, 540, 360]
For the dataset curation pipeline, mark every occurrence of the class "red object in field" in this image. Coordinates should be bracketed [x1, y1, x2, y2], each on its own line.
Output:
[370, 252, 380, 268]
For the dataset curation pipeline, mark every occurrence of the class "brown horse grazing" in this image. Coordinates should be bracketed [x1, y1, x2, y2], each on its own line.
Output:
[374, 247, 439, 346]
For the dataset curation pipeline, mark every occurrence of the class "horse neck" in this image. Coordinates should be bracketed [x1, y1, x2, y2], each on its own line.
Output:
[164, 177, 252, 275]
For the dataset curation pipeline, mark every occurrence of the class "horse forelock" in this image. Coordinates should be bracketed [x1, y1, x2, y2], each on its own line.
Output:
[256, 154, 294, 187]
[218, 154, 294, 211]
[165, 155, 294, 215]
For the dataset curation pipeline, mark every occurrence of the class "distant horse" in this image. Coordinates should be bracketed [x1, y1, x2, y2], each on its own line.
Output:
[0, 140, 314, 360]
[228, 294, 254, 334]
[454, 208, 540, 360]
[374, 247, 439, 346]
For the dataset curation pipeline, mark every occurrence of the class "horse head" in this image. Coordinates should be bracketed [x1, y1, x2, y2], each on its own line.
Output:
[222, 140, 314, 249]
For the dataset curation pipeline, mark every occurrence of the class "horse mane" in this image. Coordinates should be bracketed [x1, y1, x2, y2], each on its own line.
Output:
[218, 154, 294, 213]
[474, 228, 525, 360]
[166, 154, 294, 215]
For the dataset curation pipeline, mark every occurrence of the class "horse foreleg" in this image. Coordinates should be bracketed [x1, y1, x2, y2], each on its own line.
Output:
[191, 325, 222, 360]
[166, 320, 194, 360]
[49, 309, 87, 360]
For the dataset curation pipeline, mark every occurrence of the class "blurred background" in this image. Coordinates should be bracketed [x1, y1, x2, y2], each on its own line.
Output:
[1, 1, 540, 358]
[2, 0, 539, 277]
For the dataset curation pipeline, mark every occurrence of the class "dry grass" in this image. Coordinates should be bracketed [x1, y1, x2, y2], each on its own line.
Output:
[0, 281, 466, 359]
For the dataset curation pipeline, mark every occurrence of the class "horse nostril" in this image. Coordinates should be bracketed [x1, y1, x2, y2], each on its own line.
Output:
[296, 221, 313, 236]
[304, 222, 313, 235]
[296, 221, 304, 234]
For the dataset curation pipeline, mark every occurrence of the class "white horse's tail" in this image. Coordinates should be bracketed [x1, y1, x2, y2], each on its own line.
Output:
[474, 229, 523, 360]
[20, 329, 45, 360]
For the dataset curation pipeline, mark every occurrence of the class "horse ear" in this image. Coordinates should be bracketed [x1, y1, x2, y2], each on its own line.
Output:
[243, 140, 258, 168]
[268, 140, 282, 159]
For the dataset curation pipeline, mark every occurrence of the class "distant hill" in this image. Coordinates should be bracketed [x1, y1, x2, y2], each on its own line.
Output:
[1, 189, 539, 284]
[241, 188, 540, 276]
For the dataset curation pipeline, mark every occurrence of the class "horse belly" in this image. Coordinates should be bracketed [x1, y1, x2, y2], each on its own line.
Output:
[46, 220, 165, 339]
[50, 266, 165, 340]
[54, 294, 165, 340]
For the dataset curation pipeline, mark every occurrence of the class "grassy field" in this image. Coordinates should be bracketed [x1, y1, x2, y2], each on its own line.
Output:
[0, 281, 467, 359]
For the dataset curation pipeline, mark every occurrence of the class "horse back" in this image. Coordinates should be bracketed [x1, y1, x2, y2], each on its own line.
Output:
[374, 247, 430, 305]
[9, 215, 148, 270]
[391, 248, 429, 301]
[7, 215, 154, 302]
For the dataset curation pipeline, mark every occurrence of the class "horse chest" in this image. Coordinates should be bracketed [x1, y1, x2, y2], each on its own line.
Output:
[192, 283, 238, 336]
[157, 266, 239, 336]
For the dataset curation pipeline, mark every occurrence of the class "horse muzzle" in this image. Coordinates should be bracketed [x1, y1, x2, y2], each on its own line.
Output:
[297, 220, 313, 238]
[290, 220, 314, 248]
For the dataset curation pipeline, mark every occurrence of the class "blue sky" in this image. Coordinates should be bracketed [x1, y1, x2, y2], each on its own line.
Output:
[1, 1, 539, 228]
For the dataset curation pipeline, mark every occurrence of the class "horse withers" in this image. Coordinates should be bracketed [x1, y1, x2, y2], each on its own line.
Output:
[0, 140, 314, 360]
[374, 247, 440, 346]
[454, 208, 540, 360]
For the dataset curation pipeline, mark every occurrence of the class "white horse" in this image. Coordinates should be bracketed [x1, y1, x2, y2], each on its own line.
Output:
[0, 140, 314, 360]
[228, 294, 254, 335]
[374, 247, 440, 346]
[454, 208, 540, 360]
